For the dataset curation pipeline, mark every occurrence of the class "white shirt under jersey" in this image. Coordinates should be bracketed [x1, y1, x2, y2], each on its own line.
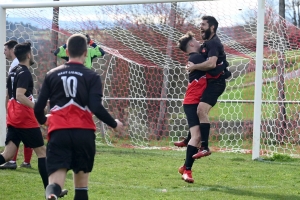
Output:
[9, 58, 19, 73]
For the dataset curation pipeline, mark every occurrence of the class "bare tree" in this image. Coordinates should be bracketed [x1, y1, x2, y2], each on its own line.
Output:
[286, 0, 300, 27]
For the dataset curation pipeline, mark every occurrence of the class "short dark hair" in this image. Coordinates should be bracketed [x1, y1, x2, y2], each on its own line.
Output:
[14, 42, 32, 62]
[202, 15, 219, 32]
[177, 31, 194, 52]
[67, 34, 87, 58]
[4, 40, 18, 49]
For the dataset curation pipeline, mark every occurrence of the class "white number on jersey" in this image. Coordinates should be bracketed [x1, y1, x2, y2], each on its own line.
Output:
[61, 76, 78, 98]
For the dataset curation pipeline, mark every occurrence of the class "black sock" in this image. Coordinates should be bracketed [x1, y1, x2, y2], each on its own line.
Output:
[0, 154, 5, 165]
[184, 131, 191, 145]
[200, 123, 211, 149]
[45, 183, 61, 199]
[184, 145, 198, 170]
[38, 157, 48, 189]
[74, 188, 88, 200]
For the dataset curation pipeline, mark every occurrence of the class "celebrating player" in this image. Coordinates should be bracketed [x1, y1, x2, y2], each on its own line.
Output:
[34, 33, 124, 200]
[177, 31, 227, 183]
[176, 16, 230, 159]
[54, 34, 105, 69]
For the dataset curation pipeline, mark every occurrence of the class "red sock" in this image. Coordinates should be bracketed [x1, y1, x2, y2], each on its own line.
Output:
[12, 148, 19, 162]
[24, 146, 33, 164]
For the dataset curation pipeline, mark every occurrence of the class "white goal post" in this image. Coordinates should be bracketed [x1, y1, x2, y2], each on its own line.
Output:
[0, 0, 265, 161]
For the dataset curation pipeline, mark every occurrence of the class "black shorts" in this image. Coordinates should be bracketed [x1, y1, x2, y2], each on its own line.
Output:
[200, 78, 226, 107]
[46, 129, 96, 176]
[183, 104, 200, 128]
[5, 126, 44, 148]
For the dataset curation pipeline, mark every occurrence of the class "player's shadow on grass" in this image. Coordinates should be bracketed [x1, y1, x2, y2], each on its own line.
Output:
[203, 184, 300, 200]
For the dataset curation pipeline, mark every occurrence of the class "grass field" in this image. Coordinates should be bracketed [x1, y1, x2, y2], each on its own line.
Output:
[1, 145, 300, 200]
[207, 55, 300, 121]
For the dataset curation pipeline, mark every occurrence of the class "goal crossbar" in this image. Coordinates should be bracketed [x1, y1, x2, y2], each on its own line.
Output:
[0, 0, 218, 9]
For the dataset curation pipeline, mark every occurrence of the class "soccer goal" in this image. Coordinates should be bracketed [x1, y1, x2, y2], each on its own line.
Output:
[2, 0, 300, 159]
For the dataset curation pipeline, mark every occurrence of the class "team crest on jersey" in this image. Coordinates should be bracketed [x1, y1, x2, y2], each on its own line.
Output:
[202, 48, 206, 53]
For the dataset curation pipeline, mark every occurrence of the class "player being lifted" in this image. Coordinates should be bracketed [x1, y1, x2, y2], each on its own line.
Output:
[34, 34, 124, 200]
[175, 16, 230, 159]
[54, 34, 105, 69]
[177, 31, 228, 183]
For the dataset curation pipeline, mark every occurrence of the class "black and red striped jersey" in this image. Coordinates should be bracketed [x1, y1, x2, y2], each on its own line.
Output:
[34, 62, 117, 136]
[6, 64, 39, 128]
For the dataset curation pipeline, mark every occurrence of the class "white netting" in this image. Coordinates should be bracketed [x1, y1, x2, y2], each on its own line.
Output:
[5, 0, 300, 156]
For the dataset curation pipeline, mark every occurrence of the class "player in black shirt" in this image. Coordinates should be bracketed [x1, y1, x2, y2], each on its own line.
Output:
[0, 40, 34, 170]
[0, 42, 50, 191]
[186, 16, 230, 159]
[34, 34, 123, 200]
[176, 32, 226, 183]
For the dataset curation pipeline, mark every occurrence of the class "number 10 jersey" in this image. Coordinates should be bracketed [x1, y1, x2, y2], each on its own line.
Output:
[37, 62, 103, 134]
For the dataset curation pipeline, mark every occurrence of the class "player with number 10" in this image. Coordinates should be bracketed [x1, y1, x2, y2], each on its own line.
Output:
[34, 33, 124, 200]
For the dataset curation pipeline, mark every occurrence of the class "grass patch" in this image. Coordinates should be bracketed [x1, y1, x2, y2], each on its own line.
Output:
[263, 153, 296, 162]
[1, 146, 300, 200]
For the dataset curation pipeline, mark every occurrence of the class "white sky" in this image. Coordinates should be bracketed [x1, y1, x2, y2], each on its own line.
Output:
[2, 0, 259, 27]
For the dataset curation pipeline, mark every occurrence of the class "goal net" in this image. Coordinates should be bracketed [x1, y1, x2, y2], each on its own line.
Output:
[4, 0, 300, 156]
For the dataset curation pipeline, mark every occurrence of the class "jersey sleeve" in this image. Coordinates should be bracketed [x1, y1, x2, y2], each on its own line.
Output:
[6, 76, 11, 98]
[89, 73, 103, 95]
[88, 44, 105, 58]
[54, 44, 69, 61]
[207, 40, 221, 58]
[85, 45, 105, 69]
[34, 74, 51, 124]
[16, 70, 31, 90]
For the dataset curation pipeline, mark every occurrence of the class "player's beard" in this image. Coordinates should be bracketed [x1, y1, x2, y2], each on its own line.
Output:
[201, 28, 212, 40]
[29, 57, 35, 66]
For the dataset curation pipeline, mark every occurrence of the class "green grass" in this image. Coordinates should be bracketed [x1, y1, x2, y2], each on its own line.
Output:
[206, 59, 300, 121]
[263, 153, 295, 162]
[1, 145, 300, 200]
